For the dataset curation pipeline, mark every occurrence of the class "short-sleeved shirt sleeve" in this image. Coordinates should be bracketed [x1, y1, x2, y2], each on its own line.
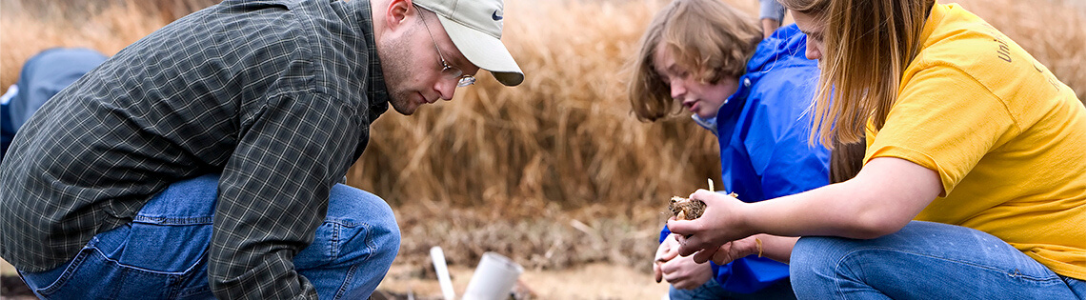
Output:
[864, 3, 1086, 280]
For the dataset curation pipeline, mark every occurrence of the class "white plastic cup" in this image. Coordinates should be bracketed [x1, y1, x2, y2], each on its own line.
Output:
[462, 252, 524, 300]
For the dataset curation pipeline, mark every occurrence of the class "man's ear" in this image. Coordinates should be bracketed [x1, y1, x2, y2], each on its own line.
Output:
[384, 0, 414, 30]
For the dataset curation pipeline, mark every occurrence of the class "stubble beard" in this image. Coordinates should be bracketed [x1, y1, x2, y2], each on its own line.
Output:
[379, 35, 421, 116]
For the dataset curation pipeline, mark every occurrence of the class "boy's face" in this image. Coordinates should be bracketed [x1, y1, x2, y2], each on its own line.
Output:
[652, 42, 739, 120]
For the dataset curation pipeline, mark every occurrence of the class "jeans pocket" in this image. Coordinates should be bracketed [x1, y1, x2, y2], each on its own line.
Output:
[35, 247, 183, 300]
[110, 221, 214, 299]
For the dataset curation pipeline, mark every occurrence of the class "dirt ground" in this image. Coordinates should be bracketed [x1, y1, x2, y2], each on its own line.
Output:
[2, 257, 668, 299]
[378, 262, 668, 300]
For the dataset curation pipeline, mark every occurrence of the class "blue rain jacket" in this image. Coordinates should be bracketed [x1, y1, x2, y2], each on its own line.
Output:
[660, 24, 830, 294]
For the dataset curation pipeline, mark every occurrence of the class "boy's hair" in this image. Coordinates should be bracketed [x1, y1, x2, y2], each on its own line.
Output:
[627, 0, 761, 122]
[779, 0, 934, 147]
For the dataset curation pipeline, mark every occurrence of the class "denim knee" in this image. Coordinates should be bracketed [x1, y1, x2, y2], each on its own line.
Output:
[789, 236, 852, 296]
[291, 185, 401, 299]
[326, 184, 400, 264]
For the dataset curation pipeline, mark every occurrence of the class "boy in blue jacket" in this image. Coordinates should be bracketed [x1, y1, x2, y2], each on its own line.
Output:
[627, 0, 828, 298]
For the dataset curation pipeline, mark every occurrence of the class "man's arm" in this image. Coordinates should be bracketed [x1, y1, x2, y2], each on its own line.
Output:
[759, 0, 787, 38]
[207, 92, 360, 299]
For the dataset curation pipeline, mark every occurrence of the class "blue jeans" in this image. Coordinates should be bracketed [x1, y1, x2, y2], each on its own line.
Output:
[670, 276, 796, 300]
[790, 221, 1086, 299]
[19, 174, 400, 299]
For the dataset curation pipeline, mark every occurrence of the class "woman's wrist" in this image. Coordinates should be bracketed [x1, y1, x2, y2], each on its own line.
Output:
[734, 200, 760, 240]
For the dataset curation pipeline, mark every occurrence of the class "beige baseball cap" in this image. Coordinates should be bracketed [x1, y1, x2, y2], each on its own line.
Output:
[414, 0, 524, 86]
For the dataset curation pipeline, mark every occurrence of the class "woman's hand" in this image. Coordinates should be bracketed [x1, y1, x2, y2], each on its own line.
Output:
[653, 234, 714, 289]
[667, 158, 943, 262]
[703, 235, 762, 265]
[665, 190, 752, 260]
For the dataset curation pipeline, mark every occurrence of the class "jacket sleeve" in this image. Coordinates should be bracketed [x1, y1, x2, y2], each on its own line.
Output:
[759, 0, 787, 23]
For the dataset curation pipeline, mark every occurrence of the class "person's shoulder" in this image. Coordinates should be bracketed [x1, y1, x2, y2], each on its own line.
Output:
[915, 3, 1012, 67]
[761, 23, 806, 46]
[749, 24, 815, 72]
[912, 5, 1038, 90]
[771, 24, 803, 39]
[748, 57, 819, 108]
[759, 24, 813, 61]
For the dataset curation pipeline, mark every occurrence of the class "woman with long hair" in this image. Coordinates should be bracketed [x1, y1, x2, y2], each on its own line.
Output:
[667, 0, 1086, 298]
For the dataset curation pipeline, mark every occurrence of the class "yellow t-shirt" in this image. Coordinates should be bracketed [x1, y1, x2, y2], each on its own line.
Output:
[864, 3, 1086, 280]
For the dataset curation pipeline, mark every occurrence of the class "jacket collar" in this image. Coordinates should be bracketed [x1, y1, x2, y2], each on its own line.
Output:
[706, 24, 811, 131]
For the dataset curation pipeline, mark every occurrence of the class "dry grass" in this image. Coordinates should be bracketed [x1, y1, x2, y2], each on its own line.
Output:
[350, 0, 723, 215]
[2, 0, 1085, 275]
[393, 202, 668, 270]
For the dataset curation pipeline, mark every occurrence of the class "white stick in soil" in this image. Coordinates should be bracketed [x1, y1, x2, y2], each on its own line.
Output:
[430, 246, 456, 300]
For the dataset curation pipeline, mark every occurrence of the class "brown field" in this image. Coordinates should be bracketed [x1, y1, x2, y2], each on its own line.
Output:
[2, 0, 1085, 298]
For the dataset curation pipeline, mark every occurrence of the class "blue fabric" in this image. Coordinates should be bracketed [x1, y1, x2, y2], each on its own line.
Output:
[791, 221, 1086, 299]
[8, 48, 107, 131]
[670, 271, 796, 300]
[19, 174, 400, 300]
[1, 86, 15, 161]
[660, 24, 829, 295]
[759, 0, 787, 23]
[0, 48, 106, 161]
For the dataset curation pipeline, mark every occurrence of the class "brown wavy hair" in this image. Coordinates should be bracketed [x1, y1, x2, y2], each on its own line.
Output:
[626, 0, 762, 122]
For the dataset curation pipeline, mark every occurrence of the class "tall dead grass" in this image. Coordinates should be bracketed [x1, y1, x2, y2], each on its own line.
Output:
[2, 0, 1085, 270]
[349, 0, 724, 216]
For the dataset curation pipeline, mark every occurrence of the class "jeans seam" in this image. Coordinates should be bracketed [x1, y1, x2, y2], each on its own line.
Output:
[900, 249, 1060, 282]
[333, 264, 360, 300]
[831, 247, 1064, 296]
[131, 215, 214, 225]
[361, 222, 375, 263]
[109, 266, 128, 300]
[85, 245, 189, 275]
[174, 247, 211, 298]
[330, 222, 342, 261]
[36, 248, 92, 296]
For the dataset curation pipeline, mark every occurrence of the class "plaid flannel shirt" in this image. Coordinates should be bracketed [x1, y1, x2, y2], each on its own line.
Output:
[0, 0, 389, 298]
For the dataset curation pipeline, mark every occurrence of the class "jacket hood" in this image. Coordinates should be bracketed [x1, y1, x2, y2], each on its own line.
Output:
[746, 24, 812, 74]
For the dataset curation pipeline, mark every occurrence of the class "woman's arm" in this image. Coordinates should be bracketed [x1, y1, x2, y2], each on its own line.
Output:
[669, 157, 943, 257]
[690, 234, 798, 265]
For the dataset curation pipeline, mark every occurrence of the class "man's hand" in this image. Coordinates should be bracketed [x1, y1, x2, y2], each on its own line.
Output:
[653, 234, 713, 289]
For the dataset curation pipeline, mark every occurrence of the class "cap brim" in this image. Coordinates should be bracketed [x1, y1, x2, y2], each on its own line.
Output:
[435, 15, 524, 86]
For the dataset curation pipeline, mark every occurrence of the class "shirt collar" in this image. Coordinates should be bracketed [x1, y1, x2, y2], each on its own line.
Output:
[691, 113, 719, 136]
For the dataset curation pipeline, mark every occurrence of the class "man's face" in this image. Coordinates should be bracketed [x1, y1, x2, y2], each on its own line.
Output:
[379, 9, 480, 115]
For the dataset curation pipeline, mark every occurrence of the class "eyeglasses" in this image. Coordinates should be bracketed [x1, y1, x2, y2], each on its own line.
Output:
[417, 7, 476, 87]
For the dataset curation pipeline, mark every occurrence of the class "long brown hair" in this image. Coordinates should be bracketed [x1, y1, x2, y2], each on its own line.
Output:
[830, 139, 865, 183]
[779, 0, 935, 146]
[626, 0, 762, 122]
